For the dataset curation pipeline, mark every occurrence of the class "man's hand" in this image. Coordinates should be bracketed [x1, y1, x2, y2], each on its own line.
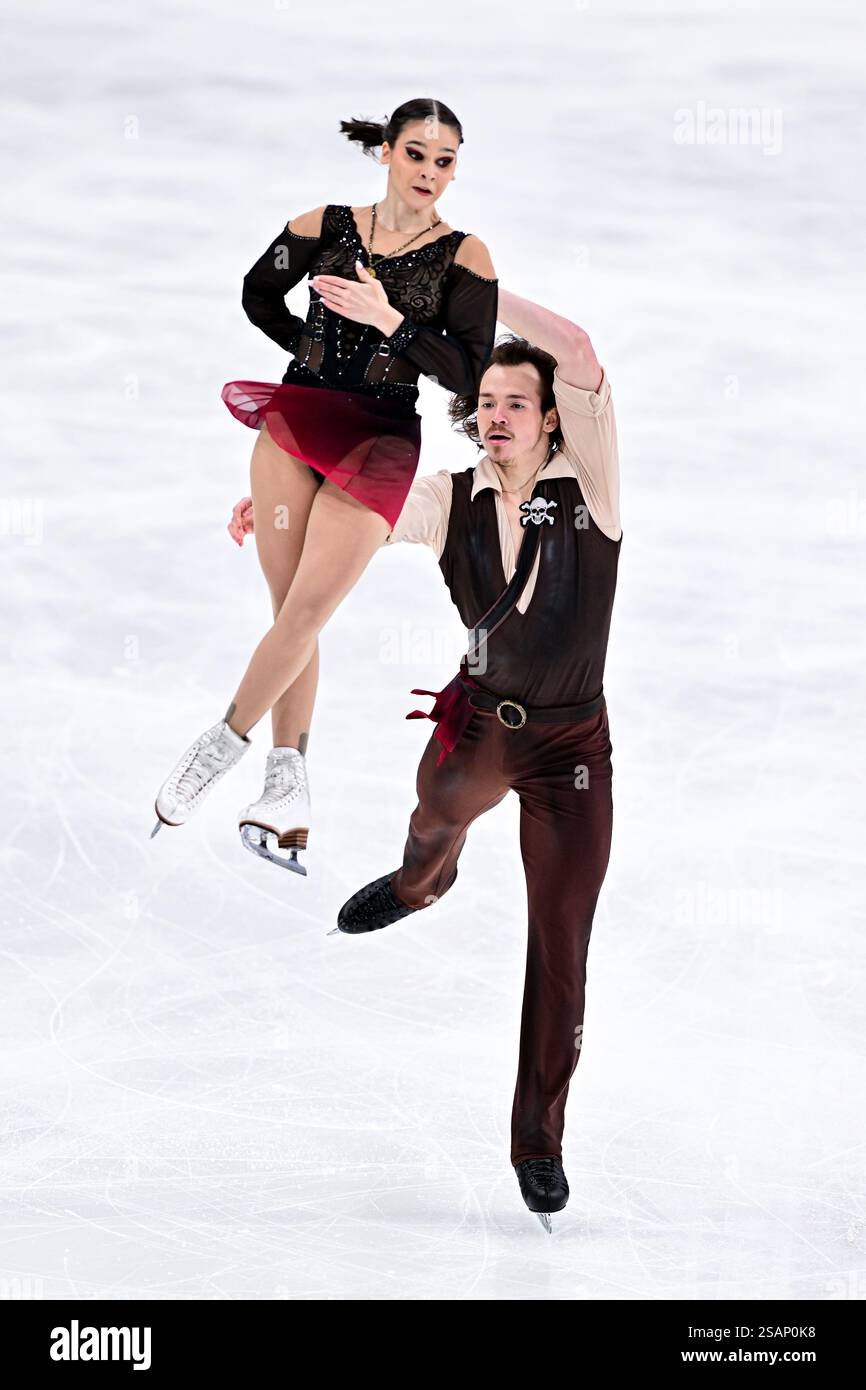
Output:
[311, 262, 405, 337]
[228, 495, 254, 546]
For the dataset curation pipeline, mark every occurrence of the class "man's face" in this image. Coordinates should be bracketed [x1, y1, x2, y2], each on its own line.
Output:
[477, 362, 557, 465]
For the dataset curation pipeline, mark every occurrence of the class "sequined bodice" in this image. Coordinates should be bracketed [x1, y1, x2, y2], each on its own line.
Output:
[288, 204, 470, 405]
[241, 203, 499, 408]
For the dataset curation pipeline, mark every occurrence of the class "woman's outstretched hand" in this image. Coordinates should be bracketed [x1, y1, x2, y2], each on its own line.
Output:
[228, 495, 254, 546]
[311, 262, 403, 335]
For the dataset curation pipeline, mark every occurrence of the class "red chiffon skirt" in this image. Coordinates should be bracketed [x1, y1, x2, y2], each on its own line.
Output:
[221, 379, 422, 529]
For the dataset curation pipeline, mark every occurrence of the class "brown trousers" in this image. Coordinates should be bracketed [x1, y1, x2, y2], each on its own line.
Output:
[391, 699, 614, 1165]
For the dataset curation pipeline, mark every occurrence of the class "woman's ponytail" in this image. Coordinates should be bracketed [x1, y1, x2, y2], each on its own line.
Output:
[338, 116, 388, 159]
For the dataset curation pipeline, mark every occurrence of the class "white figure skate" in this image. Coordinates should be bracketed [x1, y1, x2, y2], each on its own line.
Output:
[238, 746, 310, 875]
[151, 719, 251, 836]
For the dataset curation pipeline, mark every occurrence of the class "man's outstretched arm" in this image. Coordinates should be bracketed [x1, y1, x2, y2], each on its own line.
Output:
[382, 471, 453, 555]
[496, 288, 603, 392]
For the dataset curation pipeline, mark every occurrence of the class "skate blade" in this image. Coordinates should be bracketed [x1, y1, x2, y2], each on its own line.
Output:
[536, 1212, 553, 1234]
[239, 824, 307, 875]
[151, 800, 182, 838]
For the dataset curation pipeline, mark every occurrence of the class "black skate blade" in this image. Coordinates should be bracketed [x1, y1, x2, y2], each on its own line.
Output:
[536, 1212, 553, 1234]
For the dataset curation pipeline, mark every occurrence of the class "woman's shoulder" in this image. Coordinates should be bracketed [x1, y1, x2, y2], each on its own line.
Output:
[451, 233, 497, 282]
[285, 205, 331, 238]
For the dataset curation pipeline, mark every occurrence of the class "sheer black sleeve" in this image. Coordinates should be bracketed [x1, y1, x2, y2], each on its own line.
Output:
[240, 221, 322, 352]
[380, 262, 499, 395]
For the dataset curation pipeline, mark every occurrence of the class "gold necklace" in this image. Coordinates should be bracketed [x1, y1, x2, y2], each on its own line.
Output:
[364, 202, 442, 278]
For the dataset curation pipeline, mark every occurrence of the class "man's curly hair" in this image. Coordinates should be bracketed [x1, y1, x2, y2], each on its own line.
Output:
[447, 335, 564, 452]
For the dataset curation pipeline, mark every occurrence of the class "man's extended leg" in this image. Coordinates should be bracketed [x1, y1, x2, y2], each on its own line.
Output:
[392, 715, 510, 909]
[337, 715, 509, 932]
[508, 704, 614, 1164]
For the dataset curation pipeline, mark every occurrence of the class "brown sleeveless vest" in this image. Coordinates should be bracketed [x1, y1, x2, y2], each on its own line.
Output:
[438, 467, 622, 706]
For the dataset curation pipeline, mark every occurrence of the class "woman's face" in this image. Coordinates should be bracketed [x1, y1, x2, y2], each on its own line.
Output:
[381, 119, 459, 209]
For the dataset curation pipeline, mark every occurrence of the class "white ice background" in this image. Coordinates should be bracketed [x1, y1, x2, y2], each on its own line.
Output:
[1, 0, 864, 1300]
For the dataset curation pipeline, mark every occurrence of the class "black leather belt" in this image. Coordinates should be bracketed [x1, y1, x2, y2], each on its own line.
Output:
[461, 681, 605, 730]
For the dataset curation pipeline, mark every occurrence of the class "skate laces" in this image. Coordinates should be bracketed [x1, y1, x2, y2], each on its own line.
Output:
[262, 752, 305, 800]
[356, 877, 401, 922]
[176, 732, 233, 799]
[522, 1158, 559, 1185]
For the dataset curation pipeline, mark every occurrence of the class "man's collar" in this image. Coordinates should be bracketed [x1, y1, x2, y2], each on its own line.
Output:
[470, 447, 572, 500]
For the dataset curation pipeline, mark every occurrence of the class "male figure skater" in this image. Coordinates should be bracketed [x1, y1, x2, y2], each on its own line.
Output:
[336, 290, 622, 1230]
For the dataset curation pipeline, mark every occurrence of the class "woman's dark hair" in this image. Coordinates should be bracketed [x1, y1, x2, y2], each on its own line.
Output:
[339, 98, 464, 159]
[447, 336, 565, 453]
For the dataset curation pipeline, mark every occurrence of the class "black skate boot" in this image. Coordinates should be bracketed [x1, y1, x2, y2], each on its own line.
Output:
[514, 1156, 570, 1233]
[333, 868, 457, 935]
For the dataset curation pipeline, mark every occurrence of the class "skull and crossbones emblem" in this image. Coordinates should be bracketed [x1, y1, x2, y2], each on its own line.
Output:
[519, 497, 558, 527]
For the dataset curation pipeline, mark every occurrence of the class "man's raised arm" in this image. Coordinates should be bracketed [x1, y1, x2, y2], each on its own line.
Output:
[496, 289, 603, 392]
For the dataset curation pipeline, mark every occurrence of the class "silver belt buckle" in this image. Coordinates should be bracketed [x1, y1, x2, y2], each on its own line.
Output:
[495, 699, 527, 729]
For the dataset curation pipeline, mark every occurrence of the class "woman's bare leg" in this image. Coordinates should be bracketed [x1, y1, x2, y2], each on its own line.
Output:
[249, 423, 321, 749]
[225, 478, 390, 737]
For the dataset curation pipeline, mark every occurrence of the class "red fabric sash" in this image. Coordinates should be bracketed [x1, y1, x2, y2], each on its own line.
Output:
[406, 665, 482, 765]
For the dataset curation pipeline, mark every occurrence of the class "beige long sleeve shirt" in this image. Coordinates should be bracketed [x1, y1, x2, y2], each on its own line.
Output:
[383, 366, 621, 613]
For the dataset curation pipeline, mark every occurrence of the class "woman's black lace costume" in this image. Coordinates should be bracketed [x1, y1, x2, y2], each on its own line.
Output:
[240, 204, 498, 410]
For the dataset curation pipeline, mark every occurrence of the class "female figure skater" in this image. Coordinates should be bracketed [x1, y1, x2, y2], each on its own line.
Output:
[151, 98, 498, 874]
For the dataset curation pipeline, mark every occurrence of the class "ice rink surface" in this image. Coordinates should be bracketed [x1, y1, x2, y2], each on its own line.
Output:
[1, 0, 864, 1299]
